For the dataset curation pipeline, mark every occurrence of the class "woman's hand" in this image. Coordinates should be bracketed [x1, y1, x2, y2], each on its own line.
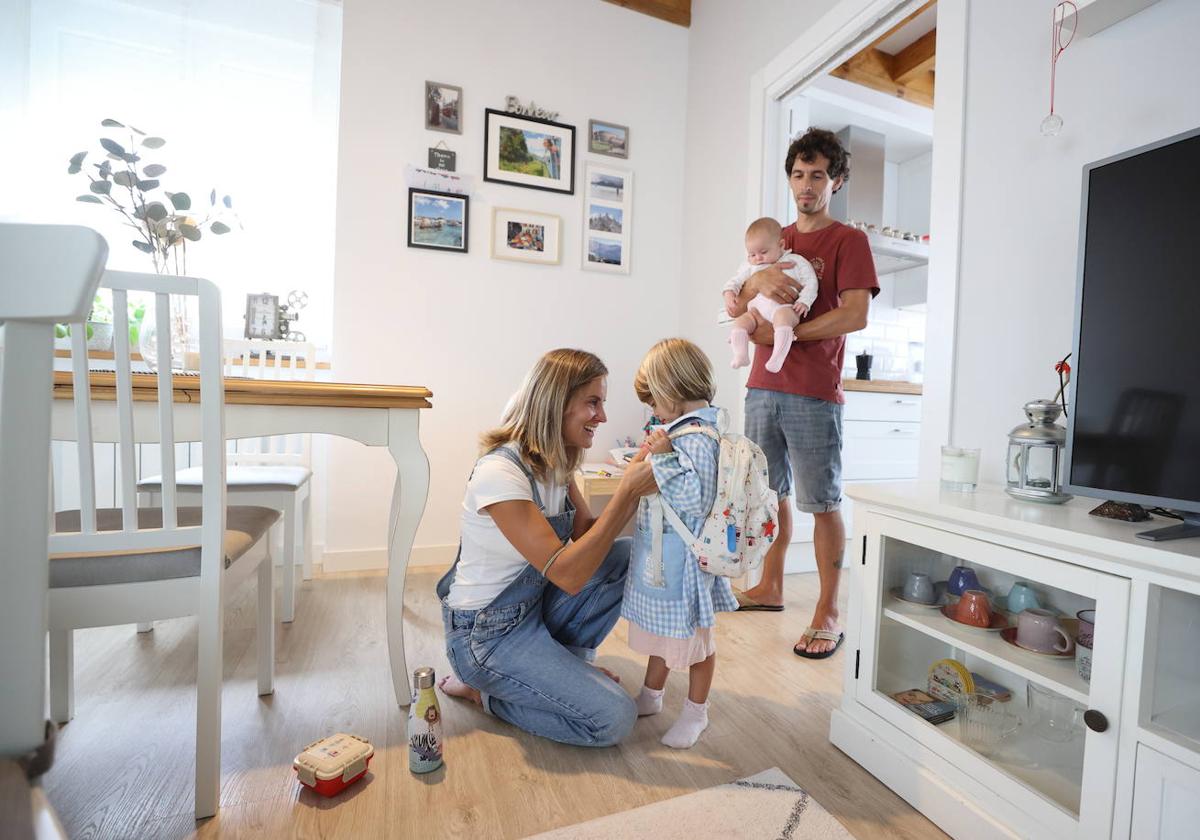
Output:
[618, 459, 659, 498]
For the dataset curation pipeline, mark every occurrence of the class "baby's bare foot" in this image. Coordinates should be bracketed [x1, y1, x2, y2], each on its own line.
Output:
[438, 674, 482, 706]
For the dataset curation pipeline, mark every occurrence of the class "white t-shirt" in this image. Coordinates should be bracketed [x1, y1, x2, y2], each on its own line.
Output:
[446, 444, 568, 610]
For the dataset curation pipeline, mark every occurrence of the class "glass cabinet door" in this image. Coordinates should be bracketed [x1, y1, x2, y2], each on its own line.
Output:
[854, 512, 1129, 835]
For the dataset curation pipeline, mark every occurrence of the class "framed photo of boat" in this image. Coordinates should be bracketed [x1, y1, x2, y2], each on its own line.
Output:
[490, 207, 561, 265]
[483, 109, 575, 194]
[407, 188, 469, 253]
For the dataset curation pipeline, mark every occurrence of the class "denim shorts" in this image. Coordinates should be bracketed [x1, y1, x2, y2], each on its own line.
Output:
[744, 388, 843, 513]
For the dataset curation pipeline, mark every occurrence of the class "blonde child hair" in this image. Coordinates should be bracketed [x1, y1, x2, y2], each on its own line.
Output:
[633, 338, 715, 413]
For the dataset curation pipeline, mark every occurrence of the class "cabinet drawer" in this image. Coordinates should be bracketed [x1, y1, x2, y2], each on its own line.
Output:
[844, 391, 922, 423]
[843, 420, 919, 481]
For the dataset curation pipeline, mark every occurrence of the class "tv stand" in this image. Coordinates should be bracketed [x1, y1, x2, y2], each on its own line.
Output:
[1136, 511, 1200, 541]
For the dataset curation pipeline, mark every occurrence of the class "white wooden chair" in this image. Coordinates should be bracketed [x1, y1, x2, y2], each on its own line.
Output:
[0, 223, 107, 840]
[48, 269, 278, 820]
[137, 337, 315, 622]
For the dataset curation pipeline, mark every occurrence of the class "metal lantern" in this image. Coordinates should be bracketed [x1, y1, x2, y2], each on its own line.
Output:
[1006, 399, 1073, 504]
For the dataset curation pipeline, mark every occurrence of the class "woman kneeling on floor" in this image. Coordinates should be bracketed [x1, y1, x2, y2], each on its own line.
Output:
[437, 348, 658, 746]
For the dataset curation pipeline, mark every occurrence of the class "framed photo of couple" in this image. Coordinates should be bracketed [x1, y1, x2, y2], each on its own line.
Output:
[483, 109, 575, 194]
[582, 162, 632, 274]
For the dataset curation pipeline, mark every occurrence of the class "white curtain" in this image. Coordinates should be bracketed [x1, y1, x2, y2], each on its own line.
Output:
[0, 0, 343, 351]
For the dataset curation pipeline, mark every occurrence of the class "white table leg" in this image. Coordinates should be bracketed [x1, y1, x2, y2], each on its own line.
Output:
[386, 408, 429, 708]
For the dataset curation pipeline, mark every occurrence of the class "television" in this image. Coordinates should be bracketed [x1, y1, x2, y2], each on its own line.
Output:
[1064, 127, 1200, 541]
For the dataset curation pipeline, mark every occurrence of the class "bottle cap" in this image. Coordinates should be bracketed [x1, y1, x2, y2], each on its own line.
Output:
[413, 666, 435, 689]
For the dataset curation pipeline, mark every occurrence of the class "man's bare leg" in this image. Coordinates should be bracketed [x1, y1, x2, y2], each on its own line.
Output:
[794, 509, 844, 655]
[740, 500, 791, 607]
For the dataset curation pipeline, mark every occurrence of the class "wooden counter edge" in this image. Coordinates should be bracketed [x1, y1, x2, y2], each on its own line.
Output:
[843, 379, 923, 395]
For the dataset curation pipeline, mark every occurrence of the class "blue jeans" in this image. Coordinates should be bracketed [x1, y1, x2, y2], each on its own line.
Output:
[439, 538, 636, 747]
[744, 388, 844, 513]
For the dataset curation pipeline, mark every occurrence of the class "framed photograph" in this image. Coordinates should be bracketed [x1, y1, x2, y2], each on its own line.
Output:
[484, 108, 575, 194]
[491, 207, 561, 265]
[425, 81, 462, 134]
[244, 293, 279, 339]
[582, 162, 632, 274]
[408, 188, 469, 253]
[588, 119, 629, 158]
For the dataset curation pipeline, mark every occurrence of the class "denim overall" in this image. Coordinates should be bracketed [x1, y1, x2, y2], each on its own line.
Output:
[436, 447, 636, 747]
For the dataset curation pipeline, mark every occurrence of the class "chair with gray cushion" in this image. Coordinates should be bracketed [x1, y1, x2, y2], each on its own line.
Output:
[48, 268, 277, 820]
[138, 337, 315, 623]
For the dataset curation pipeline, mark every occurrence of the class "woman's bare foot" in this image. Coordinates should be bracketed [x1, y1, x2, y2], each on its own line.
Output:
[596, 666, 621, 684]
[438, 674, 482, 706]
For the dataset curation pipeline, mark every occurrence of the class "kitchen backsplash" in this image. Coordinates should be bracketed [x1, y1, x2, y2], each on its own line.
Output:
[843, 279, 927, 382]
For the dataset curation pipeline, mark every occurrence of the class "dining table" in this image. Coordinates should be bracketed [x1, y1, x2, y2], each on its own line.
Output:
[51, 369, 432, 707]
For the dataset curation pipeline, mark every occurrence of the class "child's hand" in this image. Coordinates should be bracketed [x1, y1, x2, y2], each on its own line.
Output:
[723, 290, 739, 318]
[629, 443, 651, 463]
[646, 428, 672, 455]
[792, 300, 809, 317]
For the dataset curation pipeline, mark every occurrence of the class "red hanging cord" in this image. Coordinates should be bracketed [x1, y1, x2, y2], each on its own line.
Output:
[1042, 2, 1078, 135]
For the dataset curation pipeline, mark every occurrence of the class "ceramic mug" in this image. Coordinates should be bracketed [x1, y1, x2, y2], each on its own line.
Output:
[902, 571, 936, 604]
[947, 566, 982, 597]
[954, 590, 992, 628]
[1077, 609, 1096, 649]
[1016, 608, 1073, 654]
[1076, 643, 1093, 683]
[1006, 582, 1041, 613]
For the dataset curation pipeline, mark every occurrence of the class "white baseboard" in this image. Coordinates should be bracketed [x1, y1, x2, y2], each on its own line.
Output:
[320, 543, 457, 573]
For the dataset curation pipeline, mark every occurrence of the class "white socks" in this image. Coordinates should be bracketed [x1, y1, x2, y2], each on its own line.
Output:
[636, 685, 664, 717]
[729, 329, 750, 368]
[661, 699, 709, 749]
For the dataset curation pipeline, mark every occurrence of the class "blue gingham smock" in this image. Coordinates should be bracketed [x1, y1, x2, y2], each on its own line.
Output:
[621, 406, 739, 639]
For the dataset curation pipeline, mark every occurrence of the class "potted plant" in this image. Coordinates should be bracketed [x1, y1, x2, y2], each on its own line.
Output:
[53, 293, 146, 354]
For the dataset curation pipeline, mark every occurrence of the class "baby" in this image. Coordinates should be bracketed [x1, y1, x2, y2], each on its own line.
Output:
[722, 217, 818, 373]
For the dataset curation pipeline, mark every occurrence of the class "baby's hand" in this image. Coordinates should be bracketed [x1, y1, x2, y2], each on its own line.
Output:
[646, 428, 672, 455]
[792, 300, 809, 317]
[723, 290, 739, 318]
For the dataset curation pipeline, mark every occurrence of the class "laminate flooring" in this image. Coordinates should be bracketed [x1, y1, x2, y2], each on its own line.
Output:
[42, 567, 947, 839]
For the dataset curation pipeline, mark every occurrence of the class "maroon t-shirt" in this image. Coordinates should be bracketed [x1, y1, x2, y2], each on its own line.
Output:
[746, 221, 879, 404]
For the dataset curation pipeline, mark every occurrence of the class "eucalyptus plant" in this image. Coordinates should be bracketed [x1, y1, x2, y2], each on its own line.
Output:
[67, 118, 239, 275]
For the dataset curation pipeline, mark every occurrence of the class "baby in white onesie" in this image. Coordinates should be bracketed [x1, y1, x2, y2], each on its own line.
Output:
[722, 217, 818, 373]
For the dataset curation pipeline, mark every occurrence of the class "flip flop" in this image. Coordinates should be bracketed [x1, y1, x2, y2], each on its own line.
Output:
[735, 591, 784, 612]
[793, 627, 844, 659]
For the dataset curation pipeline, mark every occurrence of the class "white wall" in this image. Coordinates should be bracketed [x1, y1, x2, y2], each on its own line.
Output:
[679, 0, 841, 424]
[325, 0, 689, 568]
[950, 0, 1200, 484]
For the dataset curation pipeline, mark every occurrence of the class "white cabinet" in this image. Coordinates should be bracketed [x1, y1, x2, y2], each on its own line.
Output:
[830, 483, 1200, 839]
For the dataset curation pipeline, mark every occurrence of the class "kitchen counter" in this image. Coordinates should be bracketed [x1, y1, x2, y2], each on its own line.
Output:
[843, 378, 922, 395]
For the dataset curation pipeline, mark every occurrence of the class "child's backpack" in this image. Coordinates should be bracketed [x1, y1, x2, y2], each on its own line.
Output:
[651, 415, 779, 578]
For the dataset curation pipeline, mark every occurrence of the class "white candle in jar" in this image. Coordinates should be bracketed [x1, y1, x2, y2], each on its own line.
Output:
[941, 446, 981, 490]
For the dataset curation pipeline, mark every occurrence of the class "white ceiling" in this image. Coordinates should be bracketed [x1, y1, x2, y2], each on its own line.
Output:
[794, 76, 934, 163]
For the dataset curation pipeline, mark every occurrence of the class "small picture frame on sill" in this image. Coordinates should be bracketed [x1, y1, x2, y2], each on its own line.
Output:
[425, 81, 462, 134]
[484, 108, 575, 194]
[408, 188, 468, 253]
[588, 119, 628, 159]
[491, 207, 561, 265]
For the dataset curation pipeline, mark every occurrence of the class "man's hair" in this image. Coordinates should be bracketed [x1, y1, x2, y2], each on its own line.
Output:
[481, 348, 608, 482]
[746, 217, 782, 241]
[784, 127, 850, 187]
[634, 338, 716, 413]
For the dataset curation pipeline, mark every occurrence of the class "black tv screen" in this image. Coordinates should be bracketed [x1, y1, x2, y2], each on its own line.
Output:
[1065, 129, 1200, 513]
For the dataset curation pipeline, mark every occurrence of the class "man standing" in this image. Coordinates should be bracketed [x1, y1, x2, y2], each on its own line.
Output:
[731, 127, 879, 659]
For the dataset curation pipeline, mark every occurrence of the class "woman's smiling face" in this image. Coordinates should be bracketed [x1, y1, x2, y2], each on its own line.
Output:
[561, 376, 607, 449]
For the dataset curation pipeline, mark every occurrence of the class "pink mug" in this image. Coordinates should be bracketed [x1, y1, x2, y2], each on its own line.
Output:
[954, 590, 992, 628]
[1016, 609, 1073, 654]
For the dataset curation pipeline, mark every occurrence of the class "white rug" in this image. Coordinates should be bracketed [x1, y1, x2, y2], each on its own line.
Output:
[525, 767, 855, 839]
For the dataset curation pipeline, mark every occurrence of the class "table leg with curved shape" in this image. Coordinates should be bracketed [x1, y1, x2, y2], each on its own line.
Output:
[386, 408, 429, 708]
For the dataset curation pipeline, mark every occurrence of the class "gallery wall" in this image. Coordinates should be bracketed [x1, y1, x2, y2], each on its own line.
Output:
[325, 0, 690, 568]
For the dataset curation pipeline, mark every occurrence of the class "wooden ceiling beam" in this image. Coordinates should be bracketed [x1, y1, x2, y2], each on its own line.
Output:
[892, 27, 937, 83]
[601, 0, 690, 27]
[829, 47, 934, 108]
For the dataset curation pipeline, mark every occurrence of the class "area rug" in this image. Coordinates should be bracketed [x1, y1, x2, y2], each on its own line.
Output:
[525, 767, 855, 839]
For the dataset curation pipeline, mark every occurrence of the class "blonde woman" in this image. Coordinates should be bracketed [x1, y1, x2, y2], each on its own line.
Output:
[436, 349, 657, 746]
[623, 338, 738, 749]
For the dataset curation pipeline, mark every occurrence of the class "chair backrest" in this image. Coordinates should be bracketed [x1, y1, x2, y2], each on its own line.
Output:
[222, 338, 315, 467]
[0, 223, 107, 756]
[48, 270, 228, 597]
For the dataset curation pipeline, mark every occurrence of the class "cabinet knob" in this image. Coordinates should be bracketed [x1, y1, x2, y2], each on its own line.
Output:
[1083, 709, 1108, 733]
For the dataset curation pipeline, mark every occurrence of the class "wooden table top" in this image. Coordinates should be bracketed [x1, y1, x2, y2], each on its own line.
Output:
[52, 370, 432, 410]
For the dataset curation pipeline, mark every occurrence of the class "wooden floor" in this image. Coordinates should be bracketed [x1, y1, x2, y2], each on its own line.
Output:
[43, 566, 948, 839]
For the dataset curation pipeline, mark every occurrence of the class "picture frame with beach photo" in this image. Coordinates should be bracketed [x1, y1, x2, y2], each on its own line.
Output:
[582, 162, 632, 274]
[407, 188, 469, 253]
[484, 109, 575, 194]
